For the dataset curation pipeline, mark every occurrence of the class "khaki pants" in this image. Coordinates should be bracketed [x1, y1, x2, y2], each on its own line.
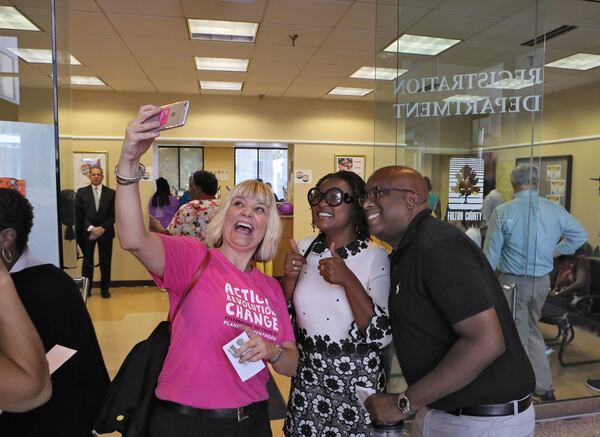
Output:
[499, 273, 552, 394]
[412, 404, 535, 437]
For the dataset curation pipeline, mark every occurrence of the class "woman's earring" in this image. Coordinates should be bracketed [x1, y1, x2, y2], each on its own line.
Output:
[1, 248, 12, 264]
[311, 222, 316, 232]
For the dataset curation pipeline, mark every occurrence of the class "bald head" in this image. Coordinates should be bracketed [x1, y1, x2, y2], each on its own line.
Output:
[370, 166, 429, 206]
[364, 165, 431, 246]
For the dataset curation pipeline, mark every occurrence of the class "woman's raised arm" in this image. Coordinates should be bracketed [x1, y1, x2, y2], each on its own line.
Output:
[116, 105, 166, 276]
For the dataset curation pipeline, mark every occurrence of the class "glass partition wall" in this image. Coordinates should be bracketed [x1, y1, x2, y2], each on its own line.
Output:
[376, 0, 600, 401]
[0, 1, 67, 267]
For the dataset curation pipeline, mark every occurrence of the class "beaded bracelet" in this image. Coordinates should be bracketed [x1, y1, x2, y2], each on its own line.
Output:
[114, 163, 148, 185]
[269, 343, 284, 364]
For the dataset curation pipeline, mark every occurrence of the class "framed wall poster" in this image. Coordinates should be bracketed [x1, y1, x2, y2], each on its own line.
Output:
[515, 155, 572, 211]
[73, 151, 108, 190]
[335, 155, 365, 179]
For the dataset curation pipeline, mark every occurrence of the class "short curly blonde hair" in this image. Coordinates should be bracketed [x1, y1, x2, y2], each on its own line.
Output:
[205, 180, 282, 261]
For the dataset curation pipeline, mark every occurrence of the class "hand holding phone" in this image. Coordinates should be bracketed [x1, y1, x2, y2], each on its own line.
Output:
[149, 100, 189, 131]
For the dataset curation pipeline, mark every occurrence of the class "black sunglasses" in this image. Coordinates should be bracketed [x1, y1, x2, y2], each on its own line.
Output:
[359, 185, 415, 204]
[307, 187, 353, 207]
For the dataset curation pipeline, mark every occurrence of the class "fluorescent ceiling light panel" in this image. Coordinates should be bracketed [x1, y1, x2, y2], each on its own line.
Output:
[384, 34, 461, 56]
[195, 57, 249, 72]
[7, 48, 81, 65]
[200, 80, 243, 91]
[328, 87, 373, 97]
[188, 19, 258, 43]
[545, 53, 600, 70]
[70, 76, 106, 86]
[443, 95, 487, 102]
[487, 78, 534, 90]
[350, 66, 407, 80]
[0, 6, 40, 31]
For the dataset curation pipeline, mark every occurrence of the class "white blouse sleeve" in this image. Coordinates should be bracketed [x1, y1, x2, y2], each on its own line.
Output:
[349, 246, 393, 349]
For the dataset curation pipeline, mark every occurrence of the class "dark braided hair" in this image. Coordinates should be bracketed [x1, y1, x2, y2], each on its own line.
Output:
[0, 188, 34, 253]
[315, 171, 369, 240]
[151, 177, 172, 208]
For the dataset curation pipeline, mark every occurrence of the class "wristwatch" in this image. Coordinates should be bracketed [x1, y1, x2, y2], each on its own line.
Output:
[397, 392, 413, 415]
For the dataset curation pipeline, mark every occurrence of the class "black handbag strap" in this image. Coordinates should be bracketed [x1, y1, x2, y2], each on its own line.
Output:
[168, 251, 210, 325]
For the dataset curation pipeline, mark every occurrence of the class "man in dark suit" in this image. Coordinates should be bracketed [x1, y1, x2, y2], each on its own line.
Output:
[76, 167, 115, 298]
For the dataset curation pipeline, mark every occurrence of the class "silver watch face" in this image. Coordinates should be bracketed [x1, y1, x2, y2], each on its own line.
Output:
[398, 395, 410, 413]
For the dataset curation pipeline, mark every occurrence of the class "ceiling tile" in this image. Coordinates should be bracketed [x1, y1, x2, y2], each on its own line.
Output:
[339, 2, 376, 32]
[437, 0, 530, 18]
[181, 0, 267, 21]
[311, 48, 372, 66]
[407, 10, 500, 40]
[106, 14, 189, 39]
[58, 11, 116, 35]
[253, 44, 317, 62]
[264, 0, 350, 27]
[95, 0, 183, 17]
[100, 76, 156, 92]
[256, 23, 330, 47]
[247, 59, 305, 75]
[245, 71, 297, 85]
[301, 62, 356, 78]
[323, 29, 374, 51]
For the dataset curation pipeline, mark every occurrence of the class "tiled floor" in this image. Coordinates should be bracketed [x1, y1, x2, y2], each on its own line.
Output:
[88, 286, 600, 436]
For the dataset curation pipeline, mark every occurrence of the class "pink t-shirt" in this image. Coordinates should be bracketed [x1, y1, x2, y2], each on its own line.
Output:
[150, 234, 295, 408]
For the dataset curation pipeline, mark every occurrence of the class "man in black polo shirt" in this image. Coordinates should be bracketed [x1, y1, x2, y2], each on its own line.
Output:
[363, 166, 535, 436]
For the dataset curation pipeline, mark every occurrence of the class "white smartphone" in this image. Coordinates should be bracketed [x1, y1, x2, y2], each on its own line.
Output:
[150, 100, 189, 131]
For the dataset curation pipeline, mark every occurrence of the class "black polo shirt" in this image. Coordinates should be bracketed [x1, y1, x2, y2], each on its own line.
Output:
[389, 210, 535, 411]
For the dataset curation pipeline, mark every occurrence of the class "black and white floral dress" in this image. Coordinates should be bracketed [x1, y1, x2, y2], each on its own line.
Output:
[284, 234, 392, 437]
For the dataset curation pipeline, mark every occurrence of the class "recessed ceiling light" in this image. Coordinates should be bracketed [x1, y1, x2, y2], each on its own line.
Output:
[328, 87, 373, 97]
[383, 34, 461, 56]
[443, 95, 487, 102]
[70, 76, 106, 86]
[187, 19, 258, 43]
[486, 78, 534, 90]
[195, 57, 249, 72]
[0, 6, 40, 31]
[350, 66, 407, 80]
[200, 80, 243, 91]
[546, 53, 600, 70]
[7, 48, 81, 65]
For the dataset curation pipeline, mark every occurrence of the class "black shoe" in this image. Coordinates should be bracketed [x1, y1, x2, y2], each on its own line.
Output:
[533, 390, 556, 402]
[585, 378, 600, 393]
[101, 290, 111, 299]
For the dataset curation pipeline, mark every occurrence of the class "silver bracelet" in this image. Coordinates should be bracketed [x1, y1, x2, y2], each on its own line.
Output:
[114, 163, 148, 185]
[269, 343, 284, 364]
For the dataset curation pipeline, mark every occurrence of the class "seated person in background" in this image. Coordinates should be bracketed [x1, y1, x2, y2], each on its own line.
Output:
[548, 243, 592, 308]
[150, 170, 220, 242]
[148, 177, 179, 229]
[0, 188, 110, 437]
[0, 255, 51, 413]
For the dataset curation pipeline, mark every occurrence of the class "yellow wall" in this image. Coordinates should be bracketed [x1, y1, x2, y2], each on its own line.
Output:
[292, 143, 378, 242]
[204, 146, 235, 195]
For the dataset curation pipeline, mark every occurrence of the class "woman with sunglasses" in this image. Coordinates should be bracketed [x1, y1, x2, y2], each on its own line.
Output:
[283, 171, 392, 436]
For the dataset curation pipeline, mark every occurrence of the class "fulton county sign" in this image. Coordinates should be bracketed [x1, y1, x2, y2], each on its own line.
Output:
[393, 68, 543, 119]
